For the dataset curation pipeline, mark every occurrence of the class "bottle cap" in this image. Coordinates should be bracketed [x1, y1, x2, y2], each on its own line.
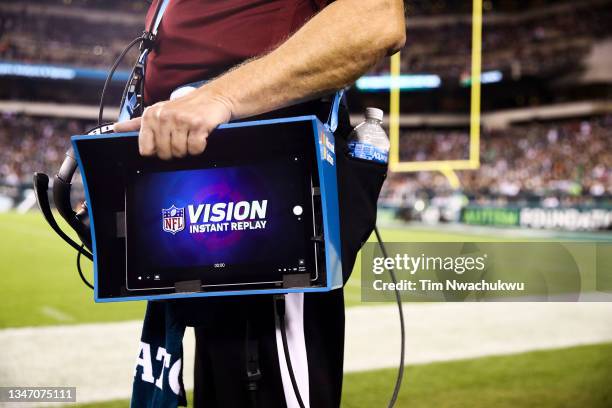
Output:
[365, 107, 384, 122]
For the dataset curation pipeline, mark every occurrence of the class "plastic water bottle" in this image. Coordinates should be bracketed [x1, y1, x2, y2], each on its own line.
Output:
[347, 107, 389, 164]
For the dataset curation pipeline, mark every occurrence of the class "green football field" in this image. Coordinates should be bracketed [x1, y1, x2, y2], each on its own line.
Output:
[2, 211, 609, 328]
[2, 211, 611, 408]
[78, 343, 612, 408]
[0, 211, 531, 329]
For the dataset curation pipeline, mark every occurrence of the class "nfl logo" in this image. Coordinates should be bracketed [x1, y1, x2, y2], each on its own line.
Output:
[162, 205, 185, 234]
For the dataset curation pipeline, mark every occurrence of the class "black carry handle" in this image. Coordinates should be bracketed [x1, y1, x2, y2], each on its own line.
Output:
[53, 148, 92, 249]
[32, 122, 116, 258]
[33, 172, 93, 260]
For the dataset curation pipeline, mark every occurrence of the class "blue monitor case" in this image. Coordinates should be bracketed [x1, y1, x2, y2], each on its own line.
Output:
[72, 115, 343, 302]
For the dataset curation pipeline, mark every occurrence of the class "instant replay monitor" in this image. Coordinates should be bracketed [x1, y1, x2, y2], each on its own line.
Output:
[72, 115, 342, 302]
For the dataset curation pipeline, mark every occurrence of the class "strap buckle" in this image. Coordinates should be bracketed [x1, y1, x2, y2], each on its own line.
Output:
[246, 364, 262, 385]
[325, 89, 344, 133]
[127, 61, 146, 117]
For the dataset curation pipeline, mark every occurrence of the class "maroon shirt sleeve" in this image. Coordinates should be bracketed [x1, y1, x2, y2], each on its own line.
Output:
[144, 0, 329, 105]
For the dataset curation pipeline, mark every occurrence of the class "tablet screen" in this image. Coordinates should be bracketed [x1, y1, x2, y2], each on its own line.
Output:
[124, 156, 316, 291]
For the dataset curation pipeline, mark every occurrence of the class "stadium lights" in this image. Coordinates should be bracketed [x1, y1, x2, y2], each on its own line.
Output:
[0, 61, 75, 80]
[0, 61, 130, 82]
[460, 70, 503, 86]
[356, 74, 442, 91]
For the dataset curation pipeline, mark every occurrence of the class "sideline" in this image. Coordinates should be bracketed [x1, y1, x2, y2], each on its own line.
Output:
[1, 303, 611, 407]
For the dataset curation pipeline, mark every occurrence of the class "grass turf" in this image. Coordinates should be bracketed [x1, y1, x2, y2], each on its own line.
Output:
[0, 211, 145, 328]
[6, 212, 611, 408]
[0, 212, 509, 329]
[1, 211, 608, 328]
[75, 342, 612, 408]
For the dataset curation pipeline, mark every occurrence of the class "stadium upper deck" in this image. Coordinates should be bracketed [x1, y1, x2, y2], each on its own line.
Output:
[1, 0, 610, 80]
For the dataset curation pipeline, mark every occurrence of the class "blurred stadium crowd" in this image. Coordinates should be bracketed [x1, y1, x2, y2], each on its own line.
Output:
[9, 0, 150, 13]
[1, 0, 610, 79]
[0, 0, 610, 229]
[378, 0, 612, 81]
[383, 115, 612, 206]
[0, 113, 91, 187]
[1, 112, 608, 207]
[0, 2, 142, 69]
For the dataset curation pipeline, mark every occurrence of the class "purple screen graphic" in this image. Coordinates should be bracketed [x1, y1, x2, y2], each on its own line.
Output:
[125, 159, 313, 287]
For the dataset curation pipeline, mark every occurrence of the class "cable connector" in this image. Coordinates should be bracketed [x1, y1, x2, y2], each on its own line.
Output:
[139, 31, 157, 52]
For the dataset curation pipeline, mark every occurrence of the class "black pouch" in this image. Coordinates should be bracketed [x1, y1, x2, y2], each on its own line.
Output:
[306, 97, 388, 284]
[335, 129, 388, 283]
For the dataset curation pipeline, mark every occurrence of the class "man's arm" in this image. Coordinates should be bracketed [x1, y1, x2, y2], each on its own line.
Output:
[114, 0, 406, 159]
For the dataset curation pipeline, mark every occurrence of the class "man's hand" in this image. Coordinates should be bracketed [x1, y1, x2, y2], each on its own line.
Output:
[113, 89, 233, 159]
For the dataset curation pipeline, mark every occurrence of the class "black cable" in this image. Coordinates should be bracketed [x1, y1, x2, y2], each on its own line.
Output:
[99, 0, 168, 125]
[110, 0, 167, 124]
[77, 244, 94, 290]
[77, 245, 93, 262]
[98, 36, 143, 126]
[273, 229, 403, 408]
[34, 173, 94, 260]
[274, 296, 306, 408]
[374, 226, 405, 408]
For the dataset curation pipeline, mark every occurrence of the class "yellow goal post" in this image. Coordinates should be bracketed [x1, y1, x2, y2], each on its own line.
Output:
[387, 0, 483, 187]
